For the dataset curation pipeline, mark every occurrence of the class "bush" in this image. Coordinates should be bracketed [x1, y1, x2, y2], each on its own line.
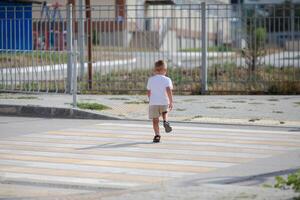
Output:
[275, 170, 300, 198]
[268, 81, 300, 95]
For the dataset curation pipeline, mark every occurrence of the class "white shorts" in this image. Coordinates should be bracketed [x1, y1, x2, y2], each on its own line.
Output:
[149, 105, 168, 119]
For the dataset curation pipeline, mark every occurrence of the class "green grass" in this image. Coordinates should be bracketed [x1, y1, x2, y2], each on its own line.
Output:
[68, 62, 300, 95]
[0, 95, 38, 100]
[77, 102, 110, 111]
[180, 45, 233, 52]
[124, 100, 148, 104]
[0, 51, 68, 68]
[16, 96, 38, 100]
[294, 102, 300, 106]
[108, 97, 130, 101]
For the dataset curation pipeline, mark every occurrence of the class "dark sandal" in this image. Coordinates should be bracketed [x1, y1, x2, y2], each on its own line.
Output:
[153, 135, 161, 143]
[163, 121, 172, 133]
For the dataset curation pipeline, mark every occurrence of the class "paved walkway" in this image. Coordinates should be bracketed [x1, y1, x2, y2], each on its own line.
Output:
[0, 93, 300, 126]
[0, 119, 299, 199]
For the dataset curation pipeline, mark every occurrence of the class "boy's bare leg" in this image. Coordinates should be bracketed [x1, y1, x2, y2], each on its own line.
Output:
[152, 118, 160, 135]
[162, 112, 168, 121]
[162, 112, 172, 133]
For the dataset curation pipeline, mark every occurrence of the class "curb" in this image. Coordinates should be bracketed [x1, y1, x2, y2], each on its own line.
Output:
[0, 104, 120, 120]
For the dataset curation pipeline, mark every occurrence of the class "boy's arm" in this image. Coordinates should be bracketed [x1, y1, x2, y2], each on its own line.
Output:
[166, 87, 173, 111]
[147, 90, 151, 99]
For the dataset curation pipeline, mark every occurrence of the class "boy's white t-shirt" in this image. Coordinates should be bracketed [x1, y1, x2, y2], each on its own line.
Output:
[147, 75, 173, 105]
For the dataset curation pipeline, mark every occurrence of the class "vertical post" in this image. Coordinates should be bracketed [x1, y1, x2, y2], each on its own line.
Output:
[73, 40, 78, 108]
[201, 2, 207, 94]
[238, 0, 242, 49]
[291, 5, 295, 42]
[66, 3, 73, 94]
[79, 0, 85, 80]
[86, 0, 92, 89]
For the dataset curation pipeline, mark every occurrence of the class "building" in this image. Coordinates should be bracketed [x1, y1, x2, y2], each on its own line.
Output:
[76, 0, 232, 50]
[0, 0, 42, 51]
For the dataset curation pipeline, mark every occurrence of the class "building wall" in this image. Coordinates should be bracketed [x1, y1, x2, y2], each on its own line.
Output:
[243, 0, 300, 3]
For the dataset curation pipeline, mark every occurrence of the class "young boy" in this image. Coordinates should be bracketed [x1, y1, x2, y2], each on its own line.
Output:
[147, 60, 173, 143]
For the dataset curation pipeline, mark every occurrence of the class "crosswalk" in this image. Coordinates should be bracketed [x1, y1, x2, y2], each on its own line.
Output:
[0, 122, 300, 197]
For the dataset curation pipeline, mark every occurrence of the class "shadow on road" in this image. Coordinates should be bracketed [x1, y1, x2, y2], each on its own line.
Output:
[76, 142, 153, 150]
[180, 167, 300, 187]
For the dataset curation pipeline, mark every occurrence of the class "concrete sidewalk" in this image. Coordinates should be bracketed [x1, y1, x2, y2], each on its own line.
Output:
[0, 93, 299, 127]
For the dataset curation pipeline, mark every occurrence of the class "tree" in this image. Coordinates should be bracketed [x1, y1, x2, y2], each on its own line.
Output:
[241, 27, 267, 72]
[240, 6, 267, 74]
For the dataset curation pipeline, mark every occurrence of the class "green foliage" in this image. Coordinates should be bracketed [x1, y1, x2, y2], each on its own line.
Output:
[275, 170, 300, 194]
[268, 81, 300, 95]
[80, 64, 300, 94]
[77, 102, 111, 111]
[275, 176, 288, 189]
[241, 27, 267, 72]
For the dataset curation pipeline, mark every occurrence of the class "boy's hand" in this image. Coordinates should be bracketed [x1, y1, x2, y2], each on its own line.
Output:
[169, 102, 173, 111]
[166, 87, 173, 111]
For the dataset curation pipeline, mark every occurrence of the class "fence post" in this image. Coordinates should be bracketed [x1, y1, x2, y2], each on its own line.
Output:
[201, 2, 208, 94]
[72, 40, 78, 108]
[78, 0, 85, 81]
[86, 0, 93, 90]
[291, 5, 295, 42]
[66, 3, 73, 94]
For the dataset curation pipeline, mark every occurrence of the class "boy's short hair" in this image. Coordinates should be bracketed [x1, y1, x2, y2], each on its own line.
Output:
[154, 60, 167, 72]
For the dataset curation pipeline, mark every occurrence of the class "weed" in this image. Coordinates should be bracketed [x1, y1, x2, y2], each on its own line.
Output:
[232, 100, 246, 103]
[268, 81, 300, 95]
[274, 170, 300, 194]
[272, 111, 283, 114]
[77, 102, 110, 111]
[109, 97, 130, 101]
[248, 102, 263, 105]
[249, 118, 260, 122]
[268, 99, 279, 102]
[208, 106, 236, 109]
[191, 115, 202, 119]
[124, 100, 148, 104]
[176, 108, 186, 111]
[182, 99, 197, 102]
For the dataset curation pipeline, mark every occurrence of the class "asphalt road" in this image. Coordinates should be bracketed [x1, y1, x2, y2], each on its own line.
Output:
[0, 116, 299, 199]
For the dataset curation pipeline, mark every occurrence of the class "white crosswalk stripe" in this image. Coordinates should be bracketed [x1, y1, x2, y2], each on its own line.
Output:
[0, 122, 299, 191]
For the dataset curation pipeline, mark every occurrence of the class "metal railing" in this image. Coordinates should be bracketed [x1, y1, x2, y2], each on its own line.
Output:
[0, 2, 299, 94]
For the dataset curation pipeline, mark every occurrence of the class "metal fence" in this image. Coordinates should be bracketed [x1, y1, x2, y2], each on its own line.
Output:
[0, 2, 299, 94]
